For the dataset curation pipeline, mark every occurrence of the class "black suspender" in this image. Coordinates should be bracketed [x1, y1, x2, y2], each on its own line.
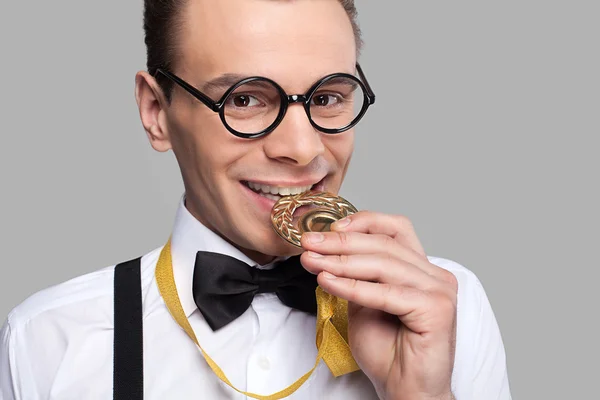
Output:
[113, 257, 144, 400]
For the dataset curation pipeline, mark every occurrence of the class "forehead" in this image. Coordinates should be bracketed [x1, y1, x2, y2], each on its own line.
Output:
[177, 0, 357, 89]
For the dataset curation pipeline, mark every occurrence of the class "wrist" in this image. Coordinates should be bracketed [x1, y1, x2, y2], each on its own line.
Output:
[431, 393, 455, 400]
[382, 392, 455, 400]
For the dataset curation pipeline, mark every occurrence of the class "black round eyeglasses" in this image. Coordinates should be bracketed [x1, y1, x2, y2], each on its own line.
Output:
[154, 64, 376, 139]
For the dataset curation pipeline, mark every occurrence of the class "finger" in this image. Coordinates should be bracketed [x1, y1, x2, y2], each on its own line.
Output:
[301, 230, 443, 279]
[301, 252, 438, 290]
[331, 211, 427, 258]
[306, 228, 429, 274]
[302, 231, 396, 255]
[317, 272, 452, 333]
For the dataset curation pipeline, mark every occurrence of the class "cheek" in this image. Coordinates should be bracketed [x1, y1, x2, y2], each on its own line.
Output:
[324, 131, 354, 187]
[326, 131, 354, 167]
[168, 108, 239, 181]
[173, 104, 235, 152]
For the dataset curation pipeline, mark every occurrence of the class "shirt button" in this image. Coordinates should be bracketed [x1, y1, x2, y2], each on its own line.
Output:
[257, 356, 271, 371]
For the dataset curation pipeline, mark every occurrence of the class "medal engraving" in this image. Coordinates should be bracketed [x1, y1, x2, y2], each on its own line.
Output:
[271, 191, 358, 247]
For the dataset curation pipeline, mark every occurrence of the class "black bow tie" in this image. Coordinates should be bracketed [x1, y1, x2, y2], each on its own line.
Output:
[192, 251, 318, 331]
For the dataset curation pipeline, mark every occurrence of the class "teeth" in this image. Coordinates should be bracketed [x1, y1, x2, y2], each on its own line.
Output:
[246, 181, 314, 196]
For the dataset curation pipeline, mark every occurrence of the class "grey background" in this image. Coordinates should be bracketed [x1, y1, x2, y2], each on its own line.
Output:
[1, 0, 598, 398]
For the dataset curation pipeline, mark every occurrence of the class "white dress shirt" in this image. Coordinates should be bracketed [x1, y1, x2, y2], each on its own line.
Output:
[1, 197, 511, 400]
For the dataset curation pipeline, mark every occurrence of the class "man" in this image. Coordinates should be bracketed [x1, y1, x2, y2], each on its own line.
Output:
[0, 0, 511, 399]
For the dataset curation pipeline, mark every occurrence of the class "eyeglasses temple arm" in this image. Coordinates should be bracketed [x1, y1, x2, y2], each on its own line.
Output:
[356, 63, 376, 104]
[154, 69, 220, 112]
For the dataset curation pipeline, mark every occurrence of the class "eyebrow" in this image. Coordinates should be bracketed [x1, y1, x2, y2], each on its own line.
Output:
[200, 74, 250, 93]
[199, 70, 360, 96]
[320, 77, 359, 89]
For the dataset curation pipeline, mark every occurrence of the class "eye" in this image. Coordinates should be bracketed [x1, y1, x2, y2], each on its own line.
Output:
[311, 94, 340, 107]
[230, 94, 261, 108]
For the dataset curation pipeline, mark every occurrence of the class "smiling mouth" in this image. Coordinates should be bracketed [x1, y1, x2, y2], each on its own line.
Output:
[242, 179, 323, 202]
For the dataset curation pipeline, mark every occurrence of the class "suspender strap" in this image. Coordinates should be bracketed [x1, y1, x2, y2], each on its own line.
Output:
[113, 257, 144, 400]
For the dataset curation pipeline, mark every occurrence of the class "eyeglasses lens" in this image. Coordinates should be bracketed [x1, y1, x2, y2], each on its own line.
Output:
[223, 80, 282, 135]
[309, 76, 365, 131]
[222, 76, 366, 135]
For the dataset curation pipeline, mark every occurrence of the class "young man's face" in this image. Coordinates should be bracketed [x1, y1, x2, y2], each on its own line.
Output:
[152, 0, 357, 262]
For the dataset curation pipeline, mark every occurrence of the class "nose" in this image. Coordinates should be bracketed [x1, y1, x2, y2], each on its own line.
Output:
[262, 104, 325, 166]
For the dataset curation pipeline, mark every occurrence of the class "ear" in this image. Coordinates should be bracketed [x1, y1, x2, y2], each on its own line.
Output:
[135, 71, 172, 152]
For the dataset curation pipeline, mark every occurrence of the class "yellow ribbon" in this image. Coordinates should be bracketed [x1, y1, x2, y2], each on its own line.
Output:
[155, 239, 359, 400]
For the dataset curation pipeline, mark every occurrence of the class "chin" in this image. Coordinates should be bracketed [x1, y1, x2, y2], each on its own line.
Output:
[242, 230, 304, 259]
[265, 231, 304, 255]
[269, 241, 304, 257]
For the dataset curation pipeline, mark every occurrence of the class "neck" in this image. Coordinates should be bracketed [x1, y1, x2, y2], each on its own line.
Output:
[231, 245, 277, 266]
[184, 199, 277, 266]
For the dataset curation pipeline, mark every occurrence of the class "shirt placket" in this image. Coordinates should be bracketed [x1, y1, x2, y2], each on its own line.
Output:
[246, 294, 285, 397]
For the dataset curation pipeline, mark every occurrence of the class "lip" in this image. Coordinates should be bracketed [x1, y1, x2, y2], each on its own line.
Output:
[242, 176, 327, 188]
[240, 176, 327, 213]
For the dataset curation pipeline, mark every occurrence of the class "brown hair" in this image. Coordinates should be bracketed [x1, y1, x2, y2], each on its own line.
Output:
[143, 0, 362, 101]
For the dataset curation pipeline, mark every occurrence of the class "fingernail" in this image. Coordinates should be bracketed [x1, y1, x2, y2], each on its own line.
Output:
[322, 271, 336, 280]
[305, 232, 324, 243]
[334, 217, 351, 229]
[307, 251, 324, 258]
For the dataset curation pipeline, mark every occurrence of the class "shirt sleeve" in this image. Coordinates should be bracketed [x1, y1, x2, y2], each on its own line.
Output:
[470, 277, 512, 400]
[1, 315, 39, 400]
[0, 319, 18, 400]
[430, 256, 512, 400]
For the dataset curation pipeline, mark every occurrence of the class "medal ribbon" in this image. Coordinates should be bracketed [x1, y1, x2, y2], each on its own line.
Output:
[155, 239, 360, 400]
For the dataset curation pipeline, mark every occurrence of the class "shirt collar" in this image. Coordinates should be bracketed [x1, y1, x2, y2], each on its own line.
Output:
[170, 194, 284, 317]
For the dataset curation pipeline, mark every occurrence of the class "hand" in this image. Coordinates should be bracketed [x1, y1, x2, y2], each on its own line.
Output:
[300, 211, 458, 400]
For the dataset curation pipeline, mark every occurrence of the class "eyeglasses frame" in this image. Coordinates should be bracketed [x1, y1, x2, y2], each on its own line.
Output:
[154, 64, 376, 139]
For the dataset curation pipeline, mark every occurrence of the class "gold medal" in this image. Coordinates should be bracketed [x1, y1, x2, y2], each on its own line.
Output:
[271, 191, 358, 247]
